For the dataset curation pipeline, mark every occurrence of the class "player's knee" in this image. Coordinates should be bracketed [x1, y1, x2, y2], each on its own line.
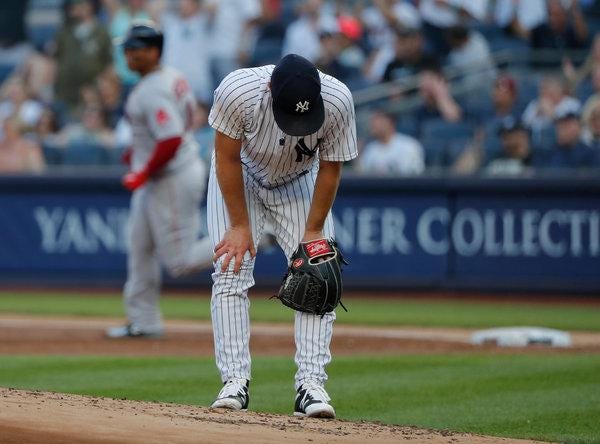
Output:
[164, 262, 189, 278]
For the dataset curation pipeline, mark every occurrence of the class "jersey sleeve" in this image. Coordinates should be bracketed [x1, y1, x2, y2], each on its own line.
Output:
[319, 83, 358, 162]
[208, 71, 247, 140]
[143, 92, 185, 141]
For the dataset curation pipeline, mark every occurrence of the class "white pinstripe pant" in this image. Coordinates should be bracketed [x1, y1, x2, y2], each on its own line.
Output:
[207, 163, 336, 390]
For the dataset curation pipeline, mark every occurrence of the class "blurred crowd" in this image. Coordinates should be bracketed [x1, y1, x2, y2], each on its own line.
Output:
[1, 0, 600, 176]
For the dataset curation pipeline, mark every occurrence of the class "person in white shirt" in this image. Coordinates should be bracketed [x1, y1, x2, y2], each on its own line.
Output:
[281, 0, 337, 63]
[418, 0, 488, 55]
[360, 0, 422, 82]
[494, 0, 547, 39]
[359, 110, 425, 175]
[162, 0, 212, 103]
[447, 25, 496, 90]
[205, 0, 261, 88]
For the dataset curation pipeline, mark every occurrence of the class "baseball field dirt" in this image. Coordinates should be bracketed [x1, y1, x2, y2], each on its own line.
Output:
[0, 388, 543, 444]
[3, 315, 598, 443]
[1, 315, 599, 356]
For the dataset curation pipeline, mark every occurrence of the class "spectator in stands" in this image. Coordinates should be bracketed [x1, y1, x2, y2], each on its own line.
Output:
[522, 75, 578, 146]
[281, 0, 337, 63]
[33, 107, 60, 146]
[206, 0, 261, 87]
[446, 24, 496, 91]
[334, 15, 366, 86]
[415, 64, 463, 127]
[581, 96, 600, 148]
[96, 68, 124, 128]
[472, 74, 522, 161]
[248, 0, 287, 66]
[106, 0, 151, 88]
[0, 77, 44, 135]
[316, 28, 364, 87]
[359, 0, 421, 82]
[382, 27, 435, 84]
[53, 0, 113, 117]
[485, 116, 533, 176]
[563, 34, 600, 95]
[54, 105, 115, 149]
[0, 115, 45, 173]
[162, 0, 212, 104]
[530, 0, 589, 66]
[490, 74, 521, 121]
[418, 0, 488, 56]
[536, 100, 597, 169]
[359, 110, 425, 176]
[18, 48, 56, 105]
[494, 0, 547, 40]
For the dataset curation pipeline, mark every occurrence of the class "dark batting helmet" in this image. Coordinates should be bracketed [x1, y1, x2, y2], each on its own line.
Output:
[122, 21, 164, 55]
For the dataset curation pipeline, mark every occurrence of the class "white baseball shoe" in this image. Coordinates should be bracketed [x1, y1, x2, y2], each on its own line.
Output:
[294, 381, 336, 418]
[105, 324, 163, 339]
[211, 378, 250, 410]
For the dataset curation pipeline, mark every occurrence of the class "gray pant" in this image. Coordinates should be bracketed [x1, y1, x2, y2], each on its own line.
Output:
[123, 159, 213, 332]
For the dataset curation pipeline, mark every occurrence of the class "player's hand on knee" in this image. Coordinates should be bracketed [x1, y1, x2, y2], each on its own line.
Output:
[213, 226, 256, 274]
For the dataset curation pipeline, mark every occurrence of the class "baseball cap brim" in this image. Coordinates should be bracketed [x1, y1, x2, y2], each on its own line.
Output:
[122, 38, 152, 50]
[272, 96, 325, 136]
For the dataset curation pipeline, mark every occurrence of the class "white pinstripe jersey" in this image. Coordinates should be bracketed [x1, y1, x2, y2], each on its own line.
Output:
[208, 65, 358, 188]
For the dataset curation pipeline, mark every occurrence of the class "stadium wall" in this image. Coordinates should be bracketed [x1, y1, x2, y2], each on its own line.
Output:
[1, 173, 599, 293]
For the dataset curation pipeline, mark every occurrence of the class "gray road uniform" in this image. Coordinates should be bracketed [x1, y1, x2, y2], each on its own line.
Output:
[119, 66, 212, 335]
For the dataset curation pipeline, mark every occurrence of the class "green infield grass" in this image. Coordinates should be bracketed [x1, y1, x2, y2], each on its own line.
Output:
[0, 291, 599, 331]
[0, 353, 598, 443]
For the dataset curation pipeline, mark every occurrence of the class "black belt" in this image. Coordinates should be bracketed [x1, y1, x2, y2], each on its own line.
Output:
[250, 169, 309, 190]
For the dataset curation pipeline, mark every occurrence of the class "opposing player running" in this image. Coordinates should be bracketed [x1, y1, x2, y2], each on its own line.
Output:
[106, 22, 213, 338]
[207, 54, 357, 417]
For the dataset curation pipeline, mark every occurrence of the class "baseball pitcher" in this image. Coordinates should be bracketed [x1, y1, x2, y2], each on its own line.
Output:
[208, 54, 358, 417]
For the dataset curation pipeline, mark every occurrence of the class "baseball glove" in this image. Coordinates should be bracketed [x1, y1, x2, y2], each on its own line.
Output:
[275, 238, 348, 316]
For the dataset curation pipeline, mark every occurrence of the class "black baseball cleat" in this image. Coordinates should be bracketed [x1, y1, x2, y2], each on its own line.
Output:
[294, 381, 336, 418]
[105, 324, 163, 339]
[211, 378, 250, 410]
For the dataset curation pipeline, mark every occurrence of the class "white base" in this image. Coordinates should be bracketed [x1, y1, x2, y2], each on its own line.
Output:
[471, 327, 571, 348]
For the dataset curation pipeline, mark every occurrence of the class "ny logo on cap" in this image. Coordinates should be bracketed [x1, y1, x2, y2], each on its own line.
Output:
[296, 101, 310, 113]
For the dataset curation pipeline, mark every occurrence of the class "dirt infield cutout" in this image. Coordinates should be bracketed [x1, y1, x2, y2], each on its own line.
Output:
[0, 388, 543, 444]
[1, 315, 599, 357]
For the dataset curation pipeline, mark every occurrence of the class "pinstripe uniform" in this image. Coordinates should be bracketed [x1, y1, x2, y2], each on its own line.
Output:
[121, 66, 213, 334]
[207, 65, 357, 389]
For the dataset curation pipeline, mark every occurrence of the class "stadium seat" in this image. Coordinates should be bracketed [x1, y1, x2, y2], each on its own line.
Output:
[420, 135, 446, 167]
[0, 64, 16, 84]
[516, 76, 540, 109]
[62, 142, 108, 166]
[104, 146, 126, 165]
[396, 116, 419, 138]
[42, 143, 64, 166]
[421, 118, 474, 141]
[27, 24, 59, 52]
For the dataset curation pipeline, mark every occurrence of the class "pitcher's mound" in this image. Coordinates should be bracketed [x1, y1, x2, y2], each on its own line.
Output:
[0, 388, 540, 444]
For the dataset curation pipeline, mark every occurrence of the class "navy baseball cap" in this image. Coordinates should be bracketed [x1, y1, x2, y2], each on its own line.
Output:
[270, 54, 325, 136]
[119, 21, 164, 52]
[498, 115, 527, 135]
